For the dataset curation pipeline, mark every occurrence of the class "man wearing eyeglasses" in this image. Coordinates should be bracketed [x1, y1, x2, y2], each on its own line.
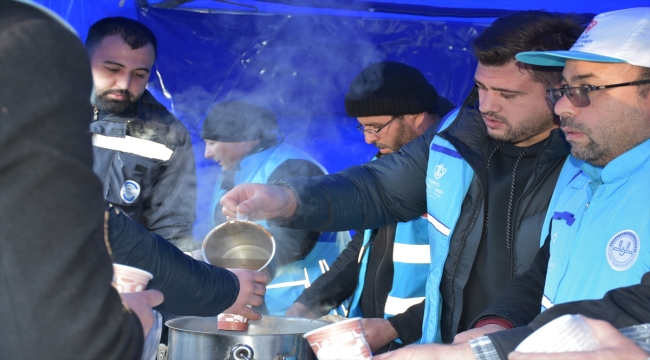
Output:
[285, 62, 455, 353]
[372, 7, 650, 360]
[220, 10, 585, 346]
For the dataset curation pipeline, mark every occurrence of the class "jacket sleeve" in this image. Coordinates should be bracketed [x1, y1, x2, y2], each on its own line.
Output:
[0, 4, 143, 358]
[272, 127, 436, 232]
[472, 233, 551, 328]
[267, 159, 326, 265]
[294, 230, 365, 315]
[487, 272, 650, 359]
[108, 206, 239, 316]
[142, 119, 197, 246]
[388, 300, 425, 345]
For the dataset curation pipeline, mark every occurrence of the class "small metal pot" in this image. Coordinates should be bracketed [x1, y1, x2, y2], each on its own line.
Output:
[165, 315, 328, 360]
[202, 219, 276, 283]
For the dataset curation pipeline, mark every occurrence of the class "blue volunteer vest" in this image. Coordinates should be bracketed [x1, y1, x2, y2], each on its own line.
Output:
[421, 108, 475, 343]
[348, 216, 430, 324]
[209, 143, 350, 315]
[349, 110, 460, 344]
[542, 140, 650, 310]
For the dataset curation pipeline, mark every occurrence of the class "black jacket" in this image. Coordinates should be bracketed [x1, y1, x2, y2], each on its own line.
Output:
[107, 205, 239, 316]
[1, 2, 142, 358]
[437, 107, 570, 342]
[486, 271, 650, 359]
[92, 90, 197, 249]
[273, 105, 569, 343]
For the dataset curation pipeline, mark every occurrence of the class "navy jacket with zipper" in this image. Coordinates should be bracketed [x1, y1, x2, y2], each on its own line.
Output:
[91, 90, 197, 248]
[272, 104, 570, 343]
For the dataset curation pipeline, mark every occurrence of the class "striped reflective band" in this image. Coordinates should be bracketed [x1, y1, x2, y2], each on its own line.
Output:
[92, 134, 173, 161]
[266, 280, 309, 289]
[541, 295, 554, 310]
[392, 243, 431, 264]
[427, 214, 450, 236]
[384, 295, 426, 316]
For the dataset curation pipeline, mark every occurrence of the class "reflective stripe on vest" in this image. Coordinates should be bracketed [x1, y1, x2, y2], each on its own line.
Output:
[392, 243, 431, 264]
[92, 133, 173, 161]
[384, 295, 426, 315]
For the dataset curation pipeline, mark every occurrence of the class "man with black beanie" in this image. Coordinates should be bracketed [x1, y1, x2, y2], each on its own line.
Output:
[285, 62, 456, 353]
[201, 100, 350, 316]
[219, 10, 586, 347]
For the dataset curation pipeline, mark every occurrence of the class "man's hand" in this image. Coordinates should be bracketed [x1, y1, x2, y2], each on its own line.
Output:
[453, 324, 506, 343]
[285, 302, 318, 318]
[223, 269, 267, 321]
[509, 317, 648, 360]
[120, 289, 164, 338]
[220, 184, 297, 221]
[360, 318, 399, 351]
[373, 342, 476, 360]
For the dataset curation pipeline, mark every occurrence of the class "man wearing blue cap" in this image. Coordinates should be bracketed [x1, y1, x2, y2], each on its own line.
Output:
[374, 7, 650, 359]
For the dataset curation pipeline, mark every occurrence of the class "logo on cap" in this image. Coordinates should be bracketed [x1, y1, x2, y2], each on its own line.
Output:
[120, 180, 141, 204]
[606, 230, 639, 271]
[585, 20, 598, 33]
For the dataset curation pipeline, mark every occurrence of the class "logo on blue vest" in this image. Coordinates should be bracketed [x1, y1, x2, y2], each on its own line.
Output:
[606, 230, 640, 271]
[120, 180, 141, 204]
[434, 164, 447, 180]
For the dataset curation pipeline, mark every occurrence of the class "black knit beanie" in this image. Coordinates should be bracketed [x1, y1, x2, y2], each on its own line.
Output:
[202, 101, 278, 142]
[345, 62, 439, 117]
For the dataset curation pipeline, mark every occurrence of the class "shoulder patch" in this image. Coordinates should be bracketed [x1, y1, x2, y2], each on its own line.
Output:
[606, 230, 640, 271]
[120, 180, 141, 204]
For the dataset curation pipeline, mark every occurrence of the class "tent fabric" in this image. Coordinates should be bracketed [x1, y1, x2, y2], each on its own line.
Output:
[32, 0, 643, 241]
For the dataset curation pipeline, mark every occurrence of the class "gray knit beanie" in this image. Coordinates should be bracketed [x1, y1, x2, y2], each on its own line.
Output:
[202, 101, 278, 142]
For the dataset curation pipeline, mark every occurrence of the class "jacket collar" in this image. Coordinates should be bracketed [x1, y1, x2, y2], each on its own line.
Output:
[438, 105, 571, 186]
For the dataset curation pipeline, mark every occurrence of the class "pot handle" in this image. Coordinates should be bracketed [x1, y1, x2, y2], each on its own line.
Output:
[157, 344, 168, 360]
[236, 211, 248, 221]
[231, 344, 254, 360]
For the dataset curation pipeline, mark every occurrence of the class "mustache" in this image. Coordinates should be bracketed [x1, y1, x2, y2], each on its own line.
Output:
[374, 141, 399, 152]
[560, 116, 582, 130]
[99, 88, 134, 98]
[481, 111, 508, 123]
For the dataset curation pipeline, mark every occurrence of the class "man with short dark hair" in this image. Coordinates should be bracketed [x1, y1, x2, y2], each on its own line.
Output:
[87, 17, 197, 250]
[374, 7, 650, 359]
[220, 10, 586, 345]
[285, 61, 455, 353]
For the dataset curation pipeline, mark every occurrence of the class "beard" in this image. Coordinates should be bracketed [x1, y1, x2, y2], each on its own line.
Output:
[374, 120, 418, 155]
[483, 111, 554, 144]
[93, 88, 137, 114]
[560, 116, 612, 166]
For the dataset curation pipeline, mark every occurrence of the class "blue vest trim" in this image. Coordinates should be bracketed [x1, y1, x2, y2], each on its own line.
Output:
[552, 211, 576, 226]
[427, 213, 451, 236]
[430, 143, 462, 159]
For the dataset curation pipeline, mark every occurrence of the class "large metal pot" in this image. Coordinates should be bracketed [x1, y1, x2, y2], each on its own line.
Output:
[165, 315, 328, 360]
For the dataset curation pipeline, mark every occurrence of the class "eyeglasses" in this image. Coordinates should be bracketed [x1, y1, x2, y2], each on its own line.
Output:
[356, 115, 402, 135]
[547, 79, 650, 108]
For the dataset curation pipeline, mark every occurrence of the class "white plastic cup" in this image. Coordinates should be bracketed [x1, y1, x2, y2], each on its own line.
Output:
[112, 264, 159, 360]
[303, 317, 373, 360]
[112, 263, 153, 293]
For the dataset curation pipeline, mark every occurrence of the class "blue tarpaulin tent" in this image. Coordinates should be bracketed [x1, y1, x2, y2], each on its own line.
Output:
[33, 0, 646, 240]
